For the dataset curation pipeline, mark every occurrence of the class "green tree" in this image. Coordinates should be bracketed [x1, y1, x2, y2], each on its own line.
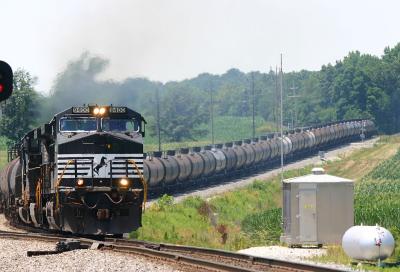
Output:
[150, 87, 208, 142]
[0, 69, 39, 142]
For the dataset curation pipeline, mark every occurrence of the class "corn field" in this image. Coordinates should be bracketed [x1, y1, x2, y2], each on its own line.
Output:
[364, 148, 400, 181]
[355, 148, 400, 229]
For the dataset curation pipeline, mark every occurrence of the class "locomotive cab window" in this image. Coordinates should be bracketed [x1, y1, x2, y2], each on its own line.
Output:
[101, 118, 140, 133]
[60, 117, 97, 132]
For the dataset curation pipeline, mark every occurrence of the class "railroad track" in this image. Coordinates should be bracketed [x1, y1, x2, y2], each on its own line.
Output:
[0, 229, 343, 272]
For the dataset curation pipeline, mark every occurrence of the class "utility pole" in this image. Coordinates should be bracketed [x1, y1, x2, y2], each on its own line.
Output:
[251, 72, 256, 138]
[156, 88, 161, 152]
[275, 66, 279, 132]
[280, 54, 284, 183]
[288, 83, 300, 129]
[209, 85, 215, 145]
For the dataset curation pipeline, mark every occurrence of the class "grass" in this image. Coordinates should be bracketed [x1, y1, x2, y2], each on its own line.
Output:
[322, 136, 400, 180]
[0, 136, 10, 170]
[133, 166, 334, 250]
[132, 135, 400, 271]
[309, 246, 352, 265]
[134, 180, 282, 250]
[144, 116, 277, 152]
[0, 150, 7, 169]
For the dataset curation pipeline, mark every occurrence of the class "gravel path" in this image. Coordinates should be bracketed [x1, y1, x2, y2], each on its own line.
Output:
[238, 246, 354, 271]
[150, 137, 378, 205]
[0, 238, 180, 272]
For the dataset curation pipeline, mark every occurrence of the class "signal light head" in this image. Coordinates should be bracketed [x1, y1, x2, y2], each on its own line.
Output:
[99, 107, 106, 115]
[0, 61, 13, 102]
[93, 107, 100, 115]
[76, 179, 84, 186]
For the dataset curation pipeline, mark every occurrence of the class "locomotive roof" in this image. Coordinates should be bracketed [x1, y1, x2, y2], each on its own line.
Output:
[18, 105, 146, 144]
[53, 105, 146, 122]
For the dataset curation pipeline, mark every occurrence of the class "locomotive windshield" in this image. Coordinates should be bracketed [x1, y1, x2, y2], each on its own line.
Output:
[60, 117, 97, 132]
[101, 118, 140, 132]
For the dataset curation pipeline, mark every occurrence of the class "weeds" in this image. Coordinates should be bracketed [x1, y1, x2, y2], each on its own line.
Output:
[154, 194, 174, 211]
[241, 208, 282, 245]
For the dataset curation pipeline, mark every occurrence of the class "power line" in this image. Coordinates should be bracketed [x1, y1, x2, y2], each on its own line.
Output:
[156, 88, 161, 152]
[251, 72, 255, 139]
[288, 83, 301, 129]
[275, 66, 279, 132]
[209, 84, 215, 145]
[280, 54, 284, 183]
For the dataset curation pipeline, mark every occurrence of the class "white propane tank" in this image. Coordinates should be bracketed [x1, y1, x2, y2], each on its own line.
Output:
[342, 225, 395, 261]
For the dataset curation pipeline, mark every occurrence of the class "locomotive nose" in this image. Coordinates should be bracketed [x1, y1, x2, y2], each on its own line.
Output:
[58, 132, 143, 154]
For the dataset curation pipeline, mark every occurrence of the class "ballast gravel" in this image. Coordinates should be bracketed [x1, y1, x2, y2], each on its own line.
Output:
[238, 246, 354, 271]
[0, 238, 180, 272]
[238, 245, 326, 261]
[0, 214, 24, 232]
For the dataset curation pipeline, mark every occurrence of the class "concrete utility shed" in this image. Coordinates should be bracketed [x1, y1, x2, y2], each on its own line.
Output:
[280, 168, 354, 247]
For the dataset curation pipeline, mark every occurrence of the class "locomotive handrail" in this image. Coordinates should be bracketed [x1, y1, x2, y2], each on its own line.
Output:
[35, 178, 42, 210]
[128, 159, 148, 212]
[55, 159, 75, 209]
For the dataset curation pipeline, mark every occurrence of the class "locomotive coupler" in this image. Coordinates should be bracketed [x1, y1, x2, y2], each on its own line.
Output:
[96, 208, 110, 220]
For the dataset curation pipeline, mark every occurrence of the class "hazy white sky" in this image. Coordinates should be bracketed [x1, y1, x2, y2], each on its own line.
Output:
[1, 0, 399, 93]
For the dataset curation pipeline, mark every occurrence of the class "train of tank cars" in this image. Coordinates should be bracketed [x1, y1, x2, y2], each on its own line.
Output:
[143, 118, 375, 194]
[0, 104, 375, 235]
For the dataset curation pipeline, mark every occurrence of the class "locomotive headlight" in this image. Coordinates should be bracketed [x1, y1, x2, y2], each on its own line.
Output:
[99, 107, 106, 115]
[93, 107, 100, 115]
[119, 178, 129, 187]
[76, 179, 84, 186]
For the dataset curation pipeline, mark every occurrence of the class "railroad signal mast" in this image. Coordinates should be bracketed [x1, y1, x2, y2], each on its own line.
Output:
[0, 61, 13, 102]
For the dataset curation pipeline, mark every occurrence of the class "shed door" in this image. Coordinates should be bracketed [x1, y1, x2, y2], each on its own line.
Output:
[299, 188, 317, 242]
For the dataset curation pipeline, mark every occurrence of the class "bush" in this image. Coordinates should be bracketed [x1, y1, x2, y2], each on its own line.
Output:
[241, 208, 282, 245]
[155, 194, 174, 211]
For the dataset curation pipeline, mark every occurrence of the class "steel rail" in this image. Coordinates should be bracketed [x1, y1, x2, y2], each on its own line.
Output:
[104, 238, 343, 272]
[0, 229, 343, 272]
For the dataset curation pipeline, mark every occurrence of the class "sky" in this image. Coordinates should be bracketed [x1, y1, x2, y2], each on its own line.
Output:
[1, 0, 399, 93]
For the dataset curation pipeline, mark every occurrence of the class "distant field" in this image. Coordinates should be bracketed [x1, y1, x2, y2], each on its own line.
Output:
[0, 136, 9, 170]
[144, 115, 277, 152]
[0, 150, 7, 170]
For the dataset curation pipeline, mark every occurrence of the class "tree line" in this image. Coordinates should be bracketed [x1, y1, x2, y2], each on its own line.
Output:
[2, 43, 400, 144]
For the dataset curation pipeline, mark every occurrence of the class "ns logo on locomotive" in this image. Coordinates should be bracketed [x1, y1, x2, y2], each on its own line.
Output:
[0, 105, 147, 235]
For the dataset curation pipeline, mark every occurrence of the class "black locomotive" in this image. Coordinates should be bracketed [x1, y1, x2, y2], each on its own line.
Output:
[0, 105, 147, 235]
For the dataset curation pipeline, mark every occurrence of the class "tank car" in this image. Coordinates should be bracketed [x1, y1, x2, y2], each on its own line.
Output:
[0, 105, 147, 235]
[142, 119, 375, 194]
